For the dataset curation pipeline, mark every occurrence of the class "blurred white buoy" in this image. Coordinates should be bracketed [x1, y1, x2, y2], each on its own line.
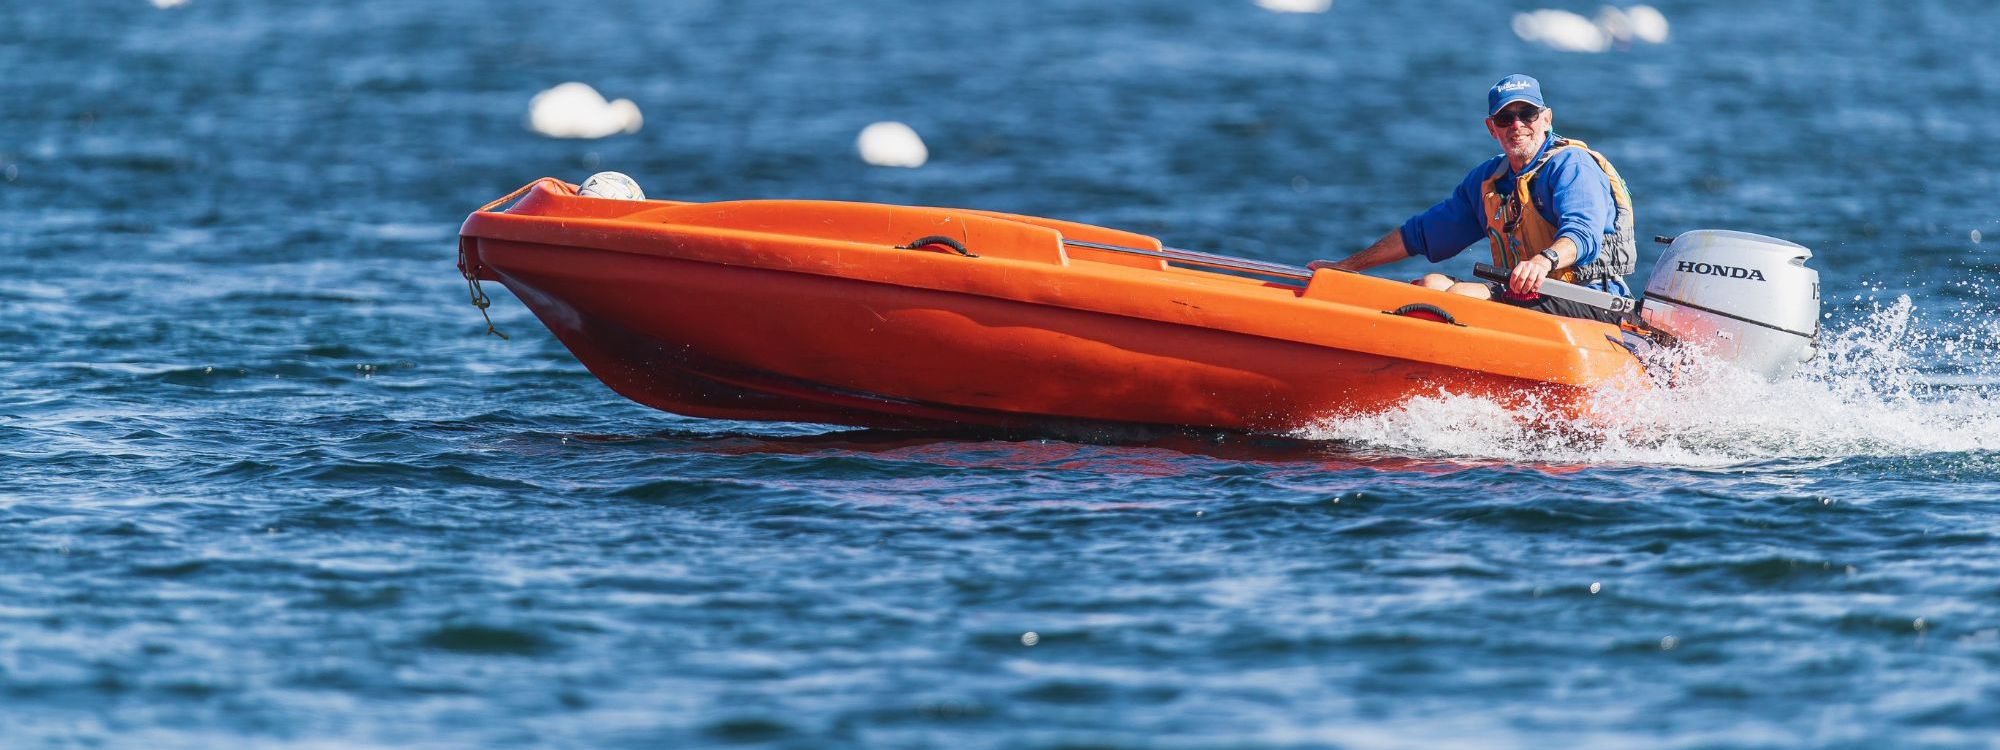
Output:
[1512, 9, 1610, 53]
[1254, 0, 1331, 14]
[857, 121, 928, 168]
[150, 0, 189, 7]
[1595, 5, 1634, 45]
[528, 82, 643, 140]
[1625, 5, 1670, 44]
[577, 171, 645, 200]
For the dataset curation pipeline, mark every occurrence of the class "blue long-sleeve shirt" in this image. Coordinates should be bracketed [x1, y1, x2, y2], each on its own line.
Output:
[1398, 136, 1622, 291]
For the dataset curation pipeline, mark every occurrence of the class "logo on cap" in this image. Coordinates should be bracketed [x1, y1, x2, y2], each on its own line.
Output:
[1497, 80, 1533, 93]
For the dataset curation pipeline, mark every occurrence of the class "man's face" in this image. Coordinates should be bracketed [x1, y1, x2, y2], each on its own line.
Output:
[1486, 103, 1550, 162]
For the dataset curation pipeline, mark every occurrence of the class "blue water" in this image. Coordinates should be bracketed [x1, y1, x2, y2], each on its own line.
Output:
[6, 0, 2000, 747]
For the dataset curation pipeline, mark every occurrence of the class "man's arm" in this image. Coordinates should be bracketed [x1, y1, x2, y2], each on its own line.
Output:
[1307, 230, 1410, 273]
[1310, 159, 1499, 275]
[1510, 151, 1614, 295]
[1539, 152, 1614, 269]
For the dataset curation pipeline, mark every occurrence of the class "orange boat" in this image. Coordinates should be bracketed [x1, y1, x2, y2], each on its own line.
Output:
[456, 177, 1644, 434]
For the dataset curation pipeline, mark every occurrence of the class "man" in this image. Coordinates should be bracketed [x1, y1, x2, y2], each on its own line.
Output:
[1308, 74, 1637, 323]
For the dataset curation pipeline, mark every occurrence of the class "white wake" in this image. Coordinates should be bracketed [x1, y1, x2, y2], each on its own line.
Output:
[1296, 294, 2000, 466]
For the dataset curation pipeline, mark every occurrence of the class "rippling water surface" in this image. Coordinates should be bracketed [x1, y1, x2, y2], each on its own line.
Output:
[5, 1, 2000, 747]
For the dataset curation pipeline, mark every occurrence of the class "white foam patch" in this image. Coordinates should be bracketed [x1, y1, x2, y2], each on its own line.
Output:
[1516, 6, 1669, 52]
[1296, 294, 2000, 465]
[856, 121, 928, 168]
[1625, 4, 1670, 44]
[150, 0, 189, 7]
[527, 82, 643, 140]
[1595, 6, 1635, 44]
[1512, 10, 1610, 53]
[1254, 0, 1332, 14]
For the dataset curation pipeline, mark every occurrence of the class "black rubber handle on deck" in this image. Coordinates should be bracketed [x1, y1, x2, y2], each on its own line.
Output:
[897, 235, 976, 257]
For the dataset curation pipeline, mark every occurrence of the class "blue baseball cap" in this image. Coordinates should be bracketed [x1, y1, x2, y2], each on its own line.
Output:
[1487, 74, 1546, 116]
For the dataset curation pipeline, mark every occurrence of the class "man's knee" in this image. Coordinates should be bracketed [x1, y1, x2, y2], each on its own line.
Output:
[1416, 273, 1455, 291]
[1446, 281, 1493, 299]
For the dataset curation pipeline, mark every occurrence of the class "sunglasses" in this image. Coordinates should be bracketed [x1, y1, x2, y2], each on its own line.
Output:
[1489, 107, 1543, 127]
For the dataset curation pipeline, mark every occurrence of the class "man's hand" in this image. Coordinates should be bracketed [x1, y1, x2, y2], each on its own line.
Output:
[1508, 255, 1553, 296]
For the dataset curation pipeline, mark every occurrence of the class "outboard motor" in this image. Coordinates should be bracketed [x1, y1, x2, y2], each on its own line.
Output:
[1639, 230, 1820, 378]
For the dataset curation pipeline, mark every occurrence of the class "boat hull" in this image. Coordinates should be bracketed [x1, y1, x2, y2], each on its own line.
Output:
[460, 179, 1640, 434]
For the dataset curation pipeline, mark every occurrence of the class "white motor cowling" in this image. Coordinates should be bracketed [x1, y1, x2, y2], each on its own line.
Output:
[1639, 230, 1820, 378]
